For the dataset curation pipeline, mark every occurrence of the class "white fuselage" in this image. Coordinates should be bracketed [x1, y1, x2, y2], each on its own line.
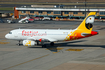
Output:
[5, 29, 75, 42]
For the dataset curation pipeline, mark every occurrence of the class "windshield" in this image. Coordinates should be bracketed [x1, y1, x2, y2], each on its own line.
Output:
[9, 32, 12, 34]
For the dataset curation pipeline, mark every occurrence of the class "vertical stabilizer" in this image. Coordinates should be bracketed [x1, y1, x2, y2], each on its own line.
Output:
[76, 12, 96, 33]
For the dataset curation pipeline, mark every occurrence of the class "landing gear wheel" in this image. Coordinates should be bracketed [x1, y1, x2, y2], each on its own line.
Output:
[42, 44, 46, 48]
[50, 42, 54, 46]
[37, 41, 39, 45]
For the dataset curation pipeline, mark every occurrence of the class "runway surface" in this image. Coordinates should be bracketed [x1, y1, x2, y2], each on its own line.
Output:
[0, 21, 105, 70]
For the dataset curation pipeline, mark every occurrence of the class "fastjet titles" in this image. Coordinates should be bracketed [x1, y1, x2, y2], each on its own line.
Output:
[22, 30, 47, 37]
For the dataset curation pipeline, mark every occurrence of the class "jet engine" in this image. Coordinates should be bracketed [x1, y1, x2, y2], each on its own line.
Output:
[23, 40, 37, 46]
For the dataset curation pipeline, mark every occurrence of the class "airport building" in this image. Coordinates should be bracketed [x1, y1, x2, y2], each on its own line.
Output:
[14, 5, 105, 20]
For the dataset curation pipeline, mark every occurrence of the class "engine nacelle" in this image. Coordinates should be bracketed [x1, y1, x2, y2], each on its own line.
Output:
[23, 40, 37, 46]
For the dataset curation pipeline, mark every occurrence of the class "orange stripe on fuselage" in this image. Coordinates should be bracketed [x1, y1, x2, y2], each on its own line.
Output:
[64, 30, 83, 41]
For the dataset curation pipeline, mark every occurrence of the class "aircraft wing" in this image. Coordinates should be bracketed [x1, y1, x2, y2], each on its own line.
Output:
[26, 37, 57, 42]
[41, 37, 57, 42]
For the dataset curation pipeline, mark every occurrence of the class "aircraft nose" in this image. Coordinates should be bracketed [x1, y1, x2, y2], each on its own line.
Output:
[5, 34, 9, 39]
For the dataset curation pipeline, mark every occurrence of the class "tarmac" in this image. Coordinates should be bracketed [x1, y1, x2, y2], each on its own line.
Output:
[0, 21, 105, 70]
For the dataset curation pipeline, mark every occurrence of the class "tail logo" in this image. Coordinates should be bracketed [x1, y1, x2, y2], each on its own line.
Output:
[85, 15, 95, 30]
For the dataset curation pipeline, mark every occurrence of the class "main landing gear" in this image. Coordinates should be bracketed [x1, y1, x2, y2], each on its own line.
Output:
[42, 42, 54, 48]
[42, 44, 46, 48]
[50, 42, 54, 46]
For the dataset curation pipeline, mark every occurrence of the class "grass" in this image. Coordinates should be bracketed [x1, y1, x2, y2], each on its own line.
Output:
[0, 2, 105, 11]
[0, 2, 105, 5]
[0, 2, 83, 5]
[0, 7, 14, 11]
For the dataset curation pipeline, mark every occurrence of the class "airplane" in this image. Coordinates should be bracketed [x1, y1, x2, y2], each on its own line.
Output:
[5, 12, 98, 48]
[18, 16, 34, 23]
[18, 16, 30, 23]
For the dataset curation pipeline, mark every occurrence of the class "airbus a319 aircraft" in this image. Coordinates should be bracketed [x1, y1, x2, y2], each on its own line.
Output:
[5, 12, 98, 48]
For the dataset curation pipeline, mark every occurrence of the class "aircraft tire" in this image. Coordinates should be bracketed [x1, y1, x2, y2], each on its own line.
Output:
[42, 44, 46, 48]
[50, 42, 54, 46]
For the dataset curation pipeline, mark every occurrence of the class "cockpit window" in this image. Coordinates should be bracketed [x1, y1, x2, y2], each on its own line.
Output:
[9, 32, 12, 34]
